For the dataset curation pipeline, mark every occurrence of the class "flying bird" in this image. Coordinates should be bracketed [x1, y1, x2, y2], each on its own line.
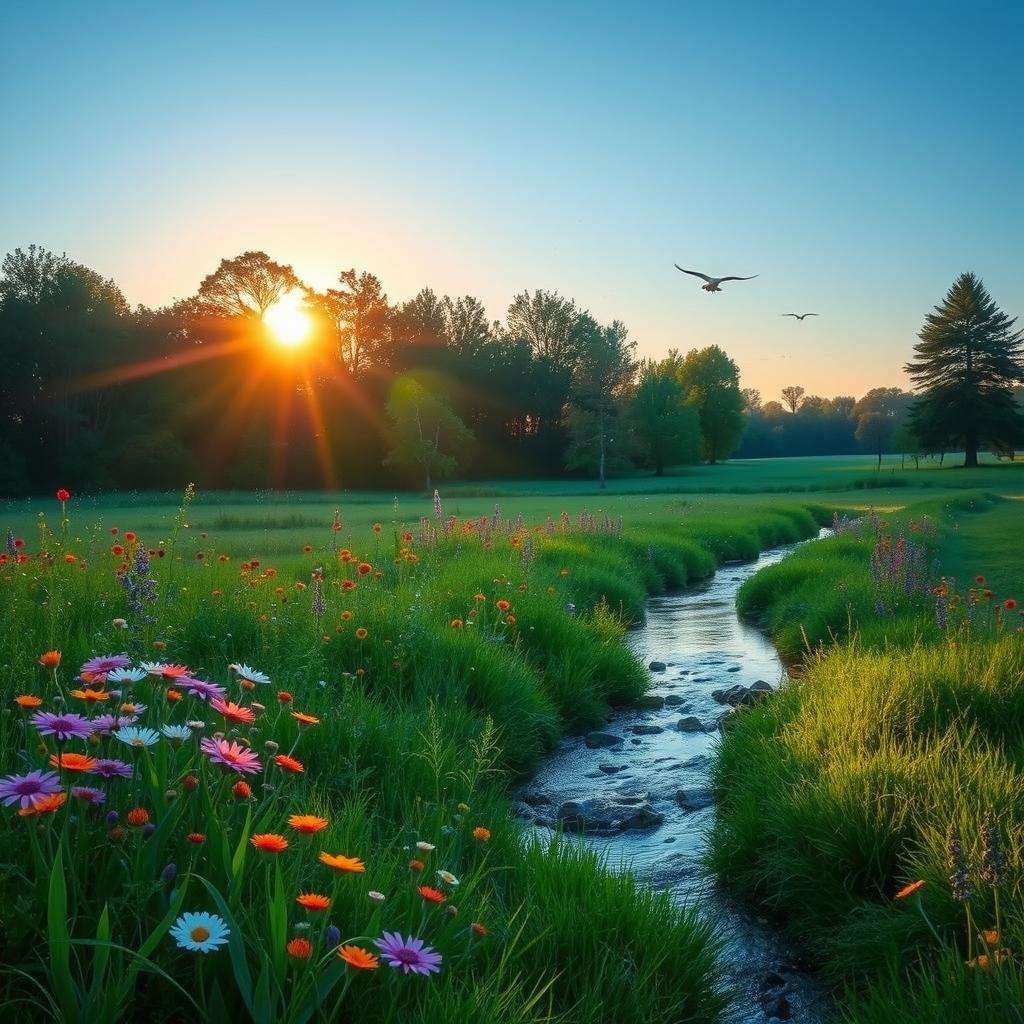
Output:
[781, 312, 819, 320]
[674, 265, 758, 293]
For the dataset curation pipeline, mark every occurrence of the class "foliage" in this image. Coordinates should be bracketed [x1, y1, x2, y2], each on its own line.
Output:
[631, 359, 702, 475]
[676, 346, 746, 463]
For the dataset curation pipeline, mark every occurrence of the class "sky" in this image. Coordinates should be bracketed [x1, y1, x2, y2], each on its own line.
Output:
[1, 0, 1022, 400]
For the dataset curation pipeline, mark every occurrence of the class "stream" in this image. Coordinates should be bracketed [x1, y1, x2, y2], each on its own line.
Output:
[517, 532, 830, 1023]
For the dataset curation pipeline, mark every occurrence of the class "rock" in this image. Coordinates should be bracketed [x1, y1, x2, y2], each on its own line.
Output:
[717, 709, 737, 732]
[637, 694, 665, 709]
[521, 791, 550, 807]
[648, 660, 667, 672]
[682, 754, 709, 770]
[663, 694, 686, 706]
[631, 737, 643, 745]
[631, 724, 665, 735]
[556, 796, 664, 834]
[597, 763, 627, 774]
[726, 665, 741, 673]
[677, 716, 705, 732]
[512, 802, 534, 820]
[585, 731, 623, 748]
[584, 770, 605, 778]
[712, 683, 772, 708]
[760, 971, 787, 993]
[675, 787, 714, 811]
[750, 679, 773, 692]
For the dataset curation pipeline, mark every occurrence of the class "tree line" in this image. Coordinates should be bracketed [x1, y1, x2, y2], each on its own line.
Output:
[0, 249, 1019, 495]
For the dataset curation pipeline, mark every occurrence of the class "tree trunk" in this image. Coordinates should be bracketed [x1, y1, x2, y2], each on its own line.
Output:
[964, 427, 978, 467]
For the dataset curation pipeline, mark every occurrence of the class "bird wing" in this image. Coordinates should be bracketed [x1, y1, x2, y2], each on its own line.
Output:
[674, 265, 714, 283]
[781, 313, 799, 318]
[717, 275, 759, 283]
[802, 313, 819, 318]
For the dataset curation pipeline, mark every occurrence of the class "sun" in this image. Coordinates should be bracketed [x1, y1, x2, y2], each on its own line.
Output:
[264, 291, 312, 348]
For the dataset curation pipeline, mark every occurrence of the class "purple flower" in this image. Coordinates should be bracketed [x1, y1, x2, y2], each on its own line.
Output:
[80, 654, 131, 676]
[178, 677, 227, 702]
[326, 924, 341, 948]
[92, 758, 134, 779]
[200, 736, 262, 774]
[71, 786, 107, 805]
[0, 770, 62, 808]
[91, 713, 139, 735]
[30, 711, 93, 741]
[374, 932, 443, 975]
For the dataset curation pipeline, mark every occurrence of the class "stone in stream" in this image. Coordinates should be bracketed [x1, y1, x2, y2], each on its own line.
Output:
[726, 665, 741, 673]
[585, 731, 623, 748]
[761, 993, 792, 1021]
[675, 787, 714, 812]
[677, 716, 705, 732]
[648, 660, 667, 672]
[597, 763, 628, 774]
[712, 683, 773, 707]
[556, 796, 664, 834]
[521, 791, 551, 807]
[631, 724, 665, 735]
[637, 694, 666, 709]
[663, 694, 687, 707]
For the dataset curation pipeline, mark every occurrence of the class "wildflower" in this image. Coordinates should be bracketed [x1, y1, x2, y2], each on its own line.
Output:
[472, 826, 491, 842]
[291, 711, 319, 726]
[139, 662, 190, 680]
[160, 724, 193, 743]
[947, 826, 972, 902]
[451, 618, 463, 630]
[112, 618, 128, 629]
[114, 726, 161, 748]
[177, 677, 226, 702]
[91, 758, 133, 779]
[368, 890, 386, 904]
[289, 814, 328, 834]
[505, 614, 516, 625]
[297, 893, 331, 911]
[981, 818, 1004, 887]
[31, 711, 93, 741]
[1005, 599, 1017, 610]
[319, 852, 365, 873]
[108, 667, 146, 684]
[49, 752, 97, 773]
[169, 912, 230, 954]
[231, 664, 271, 686]
[39, 650, 62, 668]
[187, 832, 207, 844]
[437, 870, 460, 887]
[326, 924, 342, 947]
[471, 922, 487, 937]
[0, 770, 63, 808]
[211, 697, 256, 725]
[495, 600, 510, 612]
[418, 886, 446, 904]
[251, 833, 289, 853]
[409, 858, 425, 872]
[416, 841, 436, 852]
[967, 950, 1010, 971]
[979, 929, 1001, 946]
[274, 754, 304, 774]
[338, 945, 379, 970]
[166, 689, 183, 702]
[127, 807, 150, 827]
[81, 654, 131, 677]
[232, 780, 253, 799]
[71, 785, 106, 805]
[182, 774, 199, 791]
[21, 792, 68, 817]
[355, 627, 368, 640]
[357, 562, 372, 576]
[71, 688, 110, 703]
[374, 932, 442, 975]
[277, 690, 293, 704]
[287, 937, 312, 959]
[56, 488, 71, 502]
[198, 736, 260, 774]
[108, 825, 126, 841]
[14, 694, 43, 709]
[895, 879, 926, 900]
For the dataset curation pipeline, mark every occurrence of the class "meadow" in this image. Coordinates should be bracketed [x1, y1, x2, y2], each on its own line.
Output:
[1, 455, 1022, 1022]
[715, 489, 1024, 1021]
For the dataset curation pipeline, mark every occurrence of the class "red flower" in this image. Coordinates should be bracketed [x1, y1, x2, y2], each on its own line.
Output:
[418, 885, 446, 903]
[1005, 599, 1018, 610]
[56, 488, 71, 502]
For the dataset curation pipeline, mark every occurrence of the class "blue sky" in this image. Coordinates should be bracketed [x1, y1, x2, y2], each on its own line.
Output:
[2, 0, 1021, 398]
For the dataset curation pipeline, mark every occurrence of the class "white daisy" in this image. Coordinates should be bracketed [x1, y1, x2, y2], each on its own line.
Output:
[169, 911, 230, 953]
[437, 870, 460, 888]
[230, 663, 271, 685]
[107, 667, 147, 684]
[114, 725, 160, 748]
[160, 724, 193, 742]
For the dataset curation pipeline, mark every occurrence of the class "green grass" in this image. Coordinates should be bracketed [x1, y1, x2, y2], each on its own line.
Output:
[712, 491, 1024, 1021]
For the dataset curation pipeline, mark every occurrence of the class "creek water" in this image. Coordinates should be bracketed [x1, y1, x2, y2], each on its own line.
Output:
[518, 533, 830, 1023]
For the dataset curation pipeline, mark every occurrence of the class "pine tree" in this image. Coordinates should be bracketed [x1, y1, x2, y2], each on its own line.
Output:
[905, 273, 1024, 467]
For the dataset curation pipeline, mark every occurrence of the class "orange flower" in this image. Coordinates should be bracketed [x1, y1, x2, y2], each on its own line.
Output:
[15, 694, 43, 708]
[214, 700, 256, 725]
[291, 711, 319, 726]
[967, 950, 1010, 971]
[232, 780, 253, 799]
[471, 922, 487, 937]
[274, 754, 304, 774]
[166, 689, 182, 702]
[474, 593, 486, 602]
[127, 807, 150, 827]
[71, 688, 110, 702]
[505, 614, 516, 625]
[495, 600, 510, 612]
[277, 690, 293, 703]
[472, 826, 491, 842]
[182, 774, 199, 791]
[450, 618, 463, 630]
[338, 945, 379, 969]
[355, 627, 368, 640]
[289, 814, 328, 834]
[409, 858, 425, 872]
[287, 937, 312, 959]
[19, 792, 67, 816]
[895, 879, 925, 900]
[49, 752, 97, 773]
[39, 651, 62, 668]
[978, 929, 1001, 946]
[340, 610, 352, 621]
[296, 892, 331, 911]
[357, 562, 372, 576]
[418, 885, 446, 903]
[319, 852, 365, 873]
[251, 833, 289, 853]
[187, 832, 207, 844]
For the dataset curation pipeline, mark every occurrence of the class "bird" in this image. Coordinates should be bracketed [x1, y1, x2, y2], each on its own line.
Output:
[674, 265, 758, 292]
[781, 312, 819, 320]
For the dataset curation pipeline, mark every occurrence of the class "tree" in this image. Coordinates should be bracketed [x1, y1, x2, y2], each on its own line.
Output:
[854, 387, 913, 467]
[195, 251, 299, 320]
[676, 346, 746, 463]
[781, 385, 805, 413]
[384, 375, 474, 490]
[506, 290, 583, 366]
[311, 269, 393, 375]
[632, 358, 702, 474]
[905, 272, 1024, 467]
[562, 317, 637, 487]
